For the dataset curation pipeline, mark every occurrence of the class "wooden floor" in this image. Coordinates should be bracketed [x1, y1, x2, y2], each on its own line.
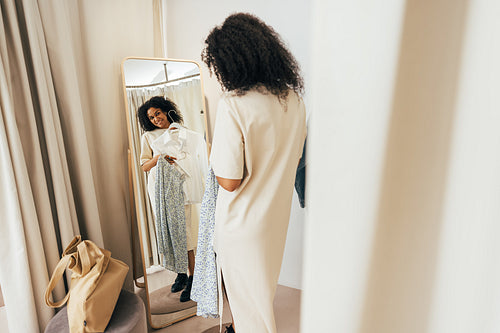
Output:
[0, 285, 6, 333]
[149, 284, 301, 333]
[0, 307, 7, 333]
[0, 284, 300, 333]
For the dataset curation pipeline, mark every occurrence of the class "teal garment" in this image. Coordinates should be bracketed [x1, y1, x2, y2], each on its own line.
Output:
[155, 156, 188, 273]
[294, 137, 307, 208]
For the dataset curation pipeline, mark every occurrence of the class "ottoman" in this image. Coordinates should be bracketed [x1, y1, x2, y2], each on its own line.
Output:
[44, 289, 147, 333]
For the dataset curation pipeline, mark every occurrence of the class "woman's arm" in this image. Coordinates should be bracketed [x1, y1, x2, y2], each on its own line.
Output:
[216, 177, 242, 192]
[141, 155, 160, 172]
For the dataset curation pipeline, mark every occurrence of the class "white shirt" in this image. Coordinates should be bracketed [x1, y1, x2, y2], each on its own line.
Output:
[152, 124, 208, 204]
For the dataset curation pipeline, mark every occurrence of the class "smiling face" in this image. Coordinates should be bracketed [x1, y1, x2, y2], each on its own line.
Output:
[147, 107, 170, 129]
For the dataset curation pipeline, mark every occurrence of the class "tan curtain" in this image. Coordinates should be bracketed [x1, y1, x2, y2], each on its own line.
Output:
[126, 88, 159, 269]
[0, 0, 155, 332]
[165, 79, 205, 134]
[153, 0, 168, 57]
[0, 0, 82, 331]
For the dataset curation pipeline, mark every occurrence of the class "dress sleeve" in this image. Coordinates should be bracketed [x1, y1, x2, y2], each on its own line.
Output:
[210, 98, 244, 179]
[140, 134, 153, 166]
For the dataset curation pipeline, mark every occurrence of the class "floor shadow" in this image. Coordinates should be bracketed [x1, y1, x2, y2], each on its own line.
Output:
[358, 0, 469, 332]
[200, 323, 233, 333]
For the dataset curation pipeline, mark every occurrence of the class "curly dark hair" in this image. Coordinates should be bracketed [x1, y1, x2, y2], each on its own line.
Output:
[137, 96, 183, 132]
[201, 13, 304, 100]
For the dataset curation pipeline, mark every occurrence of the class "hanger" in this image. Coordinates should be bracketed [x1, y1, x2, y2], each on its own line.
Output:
[168, 110, 181, 132]
[172, 160, 190, 177]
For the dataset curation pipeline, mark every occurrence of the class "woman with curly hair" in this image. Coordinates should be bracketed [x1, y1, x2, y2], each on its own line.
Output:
[203, 13, 306, 333]
[138, 96, 198, 303]
[138, 96, 183, 203]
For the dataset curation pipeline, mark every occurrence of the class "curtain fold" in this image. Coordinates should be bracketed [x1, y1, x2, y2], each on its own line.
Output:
[153, 0, 168, 58]
[37, 0, 104, 246]
[0, 0, 81, 331]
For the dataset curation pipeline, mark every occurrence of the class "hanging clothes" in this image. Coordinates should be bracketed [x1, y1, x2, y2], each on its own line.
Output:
[155, 156, 188, 273]
[141, 124, 207, 253]
[191, 167, 219, 318]
[152, 123, 208, 204]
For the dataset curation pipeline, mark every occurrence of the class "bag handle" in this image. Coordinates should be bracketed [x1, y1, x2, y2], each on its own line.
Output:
[78, 240, 108, 275]
[44, 254, 74, 308]
[62, 235, 81, 256]
[44, 235, 81, 308]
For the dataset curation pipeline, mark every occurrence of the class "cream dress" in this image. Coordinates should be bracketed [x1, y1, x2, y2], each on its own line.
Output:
[210, 89, 306, 333]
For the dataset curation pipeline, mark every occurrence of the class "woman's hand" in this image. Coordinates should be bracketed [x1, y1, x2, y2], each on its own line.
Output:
[164, 155, 177, 165]
[142, 154, 177, 172]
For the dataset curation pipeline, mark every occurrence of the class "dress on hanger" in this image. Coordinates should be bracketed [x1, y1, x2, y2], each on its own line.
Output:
[155, 157, 188, 273]
[153, 124, 208, 251]
[152, 123, 208, 205]
[191, 167, 219, 318]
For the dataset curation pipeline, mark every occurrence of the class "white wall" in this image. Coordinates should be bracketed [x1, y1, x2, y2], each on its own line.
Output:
[165, 0, 311, 289]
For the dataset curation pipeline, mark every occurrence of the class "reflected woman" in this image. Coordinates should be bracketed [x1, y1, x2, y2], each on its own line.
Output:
[203, 13, 306, 333]
[138, 96, 196, 302]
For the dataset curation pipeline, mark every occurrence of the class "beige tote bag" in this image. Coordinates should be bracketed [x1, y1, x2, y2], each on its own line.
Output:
[44, 236, 129, 333]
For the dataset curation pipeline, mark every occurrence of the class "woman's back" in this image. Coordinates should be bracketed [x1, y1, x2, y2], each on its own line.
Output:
[210, 89, 306, 332]
[212, 89, 305, 214]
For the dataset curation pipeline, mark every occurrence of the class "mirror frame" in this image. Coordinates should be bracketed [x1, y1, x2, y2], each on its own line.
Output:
[121, 56, 208, 329]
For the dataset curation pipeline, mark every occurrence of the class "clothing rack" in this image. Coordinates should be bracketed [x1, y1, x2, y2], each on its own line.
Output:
[126, 73, 200, 89]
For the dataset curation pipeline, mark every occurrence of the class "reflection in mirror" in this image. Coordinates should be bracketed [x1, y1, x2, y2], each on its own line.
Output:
[121, 58, 208, 328]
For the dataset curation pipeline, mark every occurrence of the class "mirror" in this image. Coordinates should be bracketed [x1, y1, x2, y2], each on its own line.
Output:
[121, 57, 208, 328]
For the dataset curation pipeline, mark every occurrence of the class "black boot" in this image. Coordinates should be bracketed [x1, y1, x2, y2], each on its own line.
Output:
[171, 273, 188, 293]
[224, 324, 235, 333]
[180, 275, 193, 302]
